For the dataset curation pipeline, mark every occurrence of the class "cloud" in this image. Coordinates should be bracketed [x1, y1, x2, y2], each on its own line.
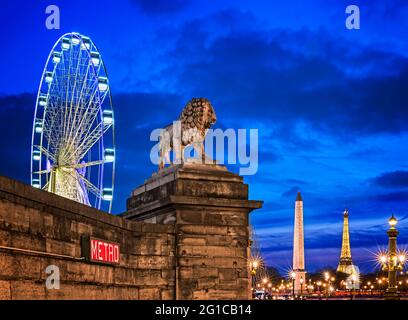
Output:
[148, 9, 408, 138]
[0, 93, 35, 183]
[281, 186, 301, 198]
[371, 191, 408, 203]
[373, 170, 408, 188]
[130, 0, 191, 15]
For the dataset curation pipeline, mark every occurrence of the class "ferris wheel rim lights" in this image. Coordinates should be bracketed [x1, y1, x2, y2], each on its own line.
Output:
[30, 32, 116, 213]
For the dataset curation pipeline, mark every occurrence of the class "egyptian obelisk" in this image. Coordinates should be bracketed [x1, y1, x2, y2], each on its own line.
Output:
[293, 192, 306, 295]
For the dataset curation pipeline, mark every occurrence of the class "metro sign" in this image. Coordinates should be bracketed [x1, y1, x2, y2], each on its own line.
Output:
[81, 236, 120, 265]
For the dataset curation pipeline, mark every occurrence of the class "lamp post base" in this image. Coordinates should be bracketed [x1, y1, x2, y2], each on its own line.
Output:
[384, 288, 400, 300]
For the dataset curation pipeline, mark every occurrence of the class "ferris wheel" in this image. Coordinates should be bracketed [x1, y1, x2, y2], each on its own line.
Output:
[31, 32, 115, 212]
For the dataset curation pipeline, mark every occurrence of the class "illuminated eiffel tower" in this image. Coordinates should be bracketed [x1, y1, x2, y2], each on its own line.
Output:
[337, 209, 353, 273]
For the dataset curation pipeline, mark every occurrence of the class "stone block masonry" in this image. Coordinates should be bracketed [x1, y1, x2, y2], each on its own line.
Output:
[0, 176, 174, 300]
[0, 163, 262, 300]
[124, 164, 262, 300]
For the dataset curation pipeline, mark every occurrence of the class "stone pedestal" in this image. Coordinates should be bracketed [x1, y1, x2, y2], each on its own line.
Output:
[123, 164, 263, 300]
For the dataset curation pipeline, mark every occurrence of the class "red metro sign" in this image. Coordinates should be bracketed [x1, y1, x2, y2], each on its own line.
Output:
[81, 236, 120, 265]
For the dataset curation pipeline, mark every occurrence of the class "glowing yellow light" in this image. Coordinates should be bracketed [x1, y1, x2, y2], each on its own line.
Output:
[291, 271, 296, 279]
[379, 255, 387, 264]
[399, 255, 406, 263]
[389, 215, 398, 227]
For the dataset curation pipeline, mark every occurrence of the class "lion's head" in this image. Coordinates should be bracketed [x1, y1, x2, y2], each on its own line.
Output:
[180, 98, 216, 131]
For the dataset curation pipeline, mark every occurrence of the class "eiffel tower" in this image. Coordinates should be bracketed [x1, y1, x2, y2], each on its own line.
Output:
[337, 209, 353, 273]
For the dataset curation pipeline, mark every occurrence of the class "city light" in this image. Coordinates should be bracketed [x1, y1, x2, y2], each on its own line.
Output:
[253, 261, 258, 269]
[388, 214, 398, 227]
[380, 255, 387, 264]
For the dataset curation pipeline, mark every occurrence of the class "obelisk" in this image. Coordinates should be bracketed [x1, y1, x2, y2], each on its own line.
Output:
[293, 192, 306, 295]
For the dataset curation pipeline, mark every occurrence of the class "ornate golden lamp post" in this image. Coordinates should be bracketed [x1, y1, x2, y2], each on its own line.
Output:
[250, 260, 258, 298]
[324, 272, 330, 298]
[316, 281, 322, 299]
[291, 271, 296, 299]
[379, 214, 406, 300]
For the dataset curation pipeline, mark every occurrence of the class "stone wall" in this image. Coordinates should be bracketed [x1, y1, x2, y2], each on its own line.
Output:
[0, 164, 262, 300]
[0, 176, 175, 300]
[125, 164, 263, 300]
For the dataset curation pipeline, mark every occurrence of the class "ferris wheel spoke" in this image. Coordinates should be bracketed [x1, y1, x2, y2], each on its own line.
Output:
[33, 169, 51, 175]
[77, 173, 101, 198]
[64, 48, 88, 145]
[63, 168, 100, 199]
[61, 43, 74, 146]
[35, 144, 57, 163]
[76, 122, 112, 160]
[69, 160, 104, 169]
[42, 181, 50, 191]
[62, 86, 100, 158]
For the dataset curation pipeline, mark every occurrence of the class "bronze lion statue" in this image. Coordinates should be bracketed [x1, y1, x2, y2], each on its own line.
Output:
[158, 98, 217, 170]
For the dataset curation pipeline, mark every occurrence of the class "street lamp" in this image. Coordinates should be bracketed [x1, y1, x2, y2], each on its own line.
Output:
[350, 273, 357, 300]
[316, 281, 322, 300]
[379, 214, 406, 300]
[378, 278, 383, 294]
[250, 260, 259, 297]
[300, 277, 304, 297]
[291, 271, 296, 299]
[267, 282, 272, 298]
[324, 272, 331, 298]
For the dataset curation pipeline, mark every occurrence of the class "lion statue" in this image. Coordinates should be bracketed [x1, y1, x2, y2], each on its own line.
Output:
[158, 98, 217, 170]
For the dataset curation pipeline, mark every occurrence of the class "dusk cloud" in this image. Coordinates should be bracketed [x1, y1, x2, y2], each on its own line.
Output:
[373, 171, 408, 188]
[130, 0, 191, 15]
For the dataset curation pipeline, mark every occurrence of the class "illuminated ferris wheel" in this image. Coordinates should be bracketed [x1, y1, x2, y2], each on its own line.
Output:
[31, 32, 115, 212]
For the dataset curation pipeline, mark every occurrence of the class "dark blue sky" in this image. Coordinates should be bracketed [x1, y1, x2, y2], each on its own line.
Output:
[1, 0, 408, 273]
